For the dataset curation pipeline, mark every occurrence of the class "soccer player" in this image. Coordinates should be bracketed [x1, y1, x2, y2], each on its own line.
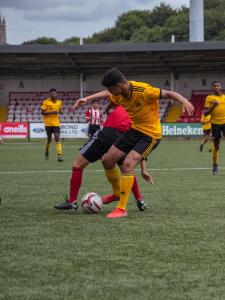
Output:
[86, 100, 103, 138]
[41, 88, 63, 162]
[54, 104, 153, 211]
[204, 81, 225, 175]
[75, 68, 194, 218]
[0, 136, 3, 145]
[199, 112, 213, 152]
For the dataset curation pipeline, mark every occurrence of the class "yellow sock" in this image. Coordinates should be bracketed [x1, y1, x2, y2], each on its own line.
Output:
[209, 142, 213, 152]
[56, 142, 62, 156]
[104, 165, 121, 197]
[45, 141, 50, 152]
[117, 174, 134, 211]
[212, 147, 218, 164]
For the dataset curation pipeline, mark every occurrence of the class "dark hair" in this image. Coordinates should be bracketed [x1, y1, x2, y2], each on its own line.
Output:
[211, 81, 220, 86]
[91, 100, 99, 104]
[49, 88, 57, 92]
[101, 68, 126, 87]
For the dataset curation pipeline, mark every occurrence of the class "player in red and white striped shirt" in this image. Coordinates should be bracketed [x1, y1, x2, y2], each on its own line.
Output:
[85, 100, 103, 137]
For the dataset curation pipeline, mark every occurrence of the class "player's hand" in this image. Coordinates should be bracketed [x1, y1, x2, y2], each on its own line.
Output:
[182, 101, 194, 116]
[142, 170, 154, 184]
[73, 97, 88, 110]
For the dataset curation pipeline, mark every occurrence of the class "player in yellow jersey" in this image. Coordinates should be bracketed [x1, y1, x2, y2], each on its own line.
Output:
[41, 88, 63, 162]
[204, 81, 225, 175]
[75, 68, 194, 218]
[199, 113, 213, 152]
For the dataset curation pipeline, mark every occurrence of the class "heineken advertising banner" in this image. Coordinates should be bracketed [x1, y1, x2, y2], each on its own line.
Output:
[162, 123, 203, 136]
[29, 122, 202, 138]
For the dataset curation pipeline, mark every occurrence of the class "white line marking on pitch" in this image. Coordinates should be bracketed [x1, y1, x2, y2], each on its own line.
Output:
[0, 167, 225, 175]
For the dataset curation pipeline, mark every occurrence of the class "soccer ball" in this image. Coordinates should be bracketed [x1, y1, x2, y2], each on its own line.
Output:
[81, 192, 103, 214]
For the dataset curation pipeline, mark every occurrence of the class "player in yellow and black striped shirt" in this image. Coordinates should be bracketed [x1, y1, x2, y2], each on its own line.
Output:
[41, 88, 63, 162]
[75, 68, 194, 218]
[204, 81, 225, 174]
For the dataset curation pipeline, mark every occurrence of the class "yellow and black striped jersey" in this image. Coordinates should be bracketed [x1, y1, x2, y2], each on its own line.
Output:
[41, 98, 62, 127]
[205, 94, 225, 125]
[110, 81, 161, 139]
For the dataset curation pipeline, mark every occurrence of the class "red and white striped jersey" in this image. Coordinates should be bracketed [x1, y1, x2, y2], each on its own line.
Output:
[85, 108, 103, 125]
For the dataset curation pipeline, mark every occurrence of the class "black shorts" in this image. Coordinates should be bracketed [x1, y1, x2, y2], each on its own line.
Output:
[203, 129, 211, 135]
[88, 124, 101, 137]
[80, 127, 124, 163]
[114, 128, 161, 159]
[45, 126, 60, 135]
[211, 123, 225, 139]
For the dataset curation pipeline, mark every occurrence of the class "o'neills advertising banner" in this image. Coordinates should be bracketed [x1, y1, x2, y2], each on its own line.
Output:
[30, 123, 89, 138]
[162, 123, 203, 136]
[0, 122, 28, 138]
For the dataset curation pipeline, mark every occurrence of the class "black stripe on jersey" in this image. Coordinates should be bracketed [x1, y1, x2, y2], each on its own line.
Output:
[159, 89, 162, 99]
[133, 85, 145, 90]
[133, 86, 145, 92]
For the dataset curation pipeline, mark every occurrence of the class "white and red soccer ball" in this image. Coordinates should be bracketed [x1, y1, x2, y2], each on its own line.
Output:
[81, 192, 103, 214]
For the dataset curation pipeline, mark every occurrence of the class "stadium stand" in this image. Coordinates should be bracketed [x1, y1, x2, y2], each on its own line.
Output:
[7, 91, 170, 123]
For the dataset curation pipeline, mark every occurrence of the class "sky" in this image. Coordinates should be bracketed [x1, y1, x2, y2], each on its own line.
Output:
[0, 0, 189, 44]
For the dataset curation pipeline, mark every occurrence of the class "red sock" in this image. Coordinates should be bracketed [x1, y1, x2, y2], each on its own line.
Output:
[131, 175, 142, 201]
[68, 167, 83, 203]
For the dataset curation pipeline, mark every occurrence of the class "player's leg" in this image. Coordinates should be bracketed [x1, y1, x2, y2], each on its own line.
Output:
[117, 158, 144, 206]
[103, 157, 147, 211]
[69, 128, 121, 205]
[107, 132, 160, 218]
[200, 130, 210, 151]
[106, 150, 140, 218]
[53, 127, 63, 162]
[45, 127, 52, 160]
[88, 124, 94, 138]
[208, 130, 214, 152]
[212, 137, 220, 174]
[54, 129, 109, 210]
[211, 124, 221, 175]
[54, 154, 90, 210]
[132, 175, 147, 211]
[102, 145, 126, 199]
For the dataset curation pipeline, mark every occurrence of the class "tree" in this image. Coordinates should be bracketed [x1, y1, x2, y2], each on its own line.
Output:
[114, 10, 150, 41]
[149, 2, 176, 27]
[22, 1, 225, 45]
[163, 7, 189, 42]
[63, 37, 80, 45]
[84, 27, 118, 44]
[23, 37, 59, 45]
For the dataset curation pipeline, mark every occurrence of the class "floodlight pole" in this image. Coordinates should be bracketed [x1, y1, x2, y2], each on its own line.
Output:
[79, 37, 84, 98]
[80, 73, 84, 99]
[189, 0, 204, 42]
[170, 71, 174, 92]
[170, 35, 175, 92]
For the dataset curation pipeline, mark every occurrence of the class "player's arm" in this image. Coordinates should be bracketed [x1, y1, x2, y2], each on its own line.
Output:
[204, 101, 218, 116]
[41, 101, 58, 115]
[73, 90, 111, 110]
[104, 101, 116, 115]
[140, 160, 154, 184]
[161, 90, 194, 116]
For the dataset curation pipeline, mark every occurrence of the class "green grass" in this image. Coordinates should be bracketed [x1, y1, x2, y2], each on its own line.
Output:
[1, 139, 225, 300]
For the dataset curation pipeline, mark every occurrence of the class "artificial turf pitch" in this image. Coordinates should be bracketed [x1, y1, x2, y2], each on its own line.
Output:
[1, 139, 225, 300]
